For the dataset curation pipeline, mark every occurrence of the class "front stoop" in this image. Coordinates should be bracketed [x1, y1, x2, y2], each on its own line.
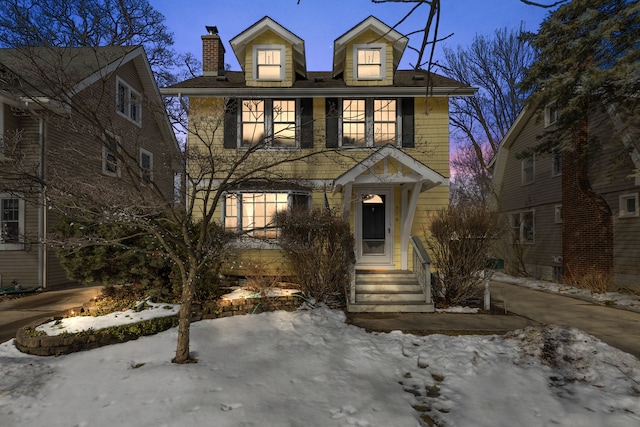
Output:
[348, 271, 434, 313]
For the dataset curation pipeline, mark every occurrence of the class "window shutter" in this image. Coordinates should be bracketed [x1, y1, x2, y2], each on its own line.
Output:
[401, 98, 414, 148]
[325, 98, 339, 148]
[300, 98, 314, 149]
[223, 98, 238, 149]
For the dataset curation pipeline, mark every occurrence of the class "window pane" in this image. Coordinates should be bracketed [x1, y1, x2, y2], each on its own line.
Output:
[626, 197, 636, 214]
[1, 198, 20, 243]
[117, 84, 127, 114]
[522, 211, 534, 243]
[257, 49, 281, 80]
[343, 100, 366, 146]
[357, 48, 382, 79]
[373, 100, 396, 144]
[273, 100, 296, 147]
[225, 194, 238, 230]
[241, 100, 265, 146]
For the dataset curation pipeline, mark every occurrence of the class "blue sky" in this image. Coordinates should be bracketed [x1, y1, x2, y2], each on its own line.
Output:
[153, 0, 550, 72]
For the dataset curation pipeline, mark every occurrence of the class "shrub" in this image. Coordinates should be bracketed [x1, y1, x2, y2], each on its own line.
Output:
[275, 208, 355, 303]
[425, 203, 502, 306]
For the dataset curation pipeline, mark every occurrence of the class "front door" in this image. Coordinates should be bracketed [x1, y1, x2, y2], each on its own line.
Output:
[355, 188, 393, 267]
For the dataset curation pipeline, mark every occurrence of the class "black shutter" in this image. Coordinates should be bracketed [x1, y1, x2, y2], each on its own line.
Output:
[401, 98, 414, 148]
[325, 98, 339, 148]
[300, 98, 314, 149]
[223, 98, 238, 149]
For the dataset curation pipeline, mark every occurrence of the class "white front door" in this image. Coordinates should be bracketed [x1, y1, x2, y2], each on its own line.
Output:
[355, 187, 394, 268]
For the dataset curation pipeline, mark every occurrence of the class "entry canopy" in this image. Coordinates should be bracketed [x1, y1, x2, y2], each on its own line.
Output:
[332, 145, 447, 191]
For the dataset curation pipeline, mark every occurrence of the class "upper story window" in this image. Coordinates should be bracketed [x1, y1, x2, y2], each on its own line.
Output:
[0, 194, 24, 250]
[522, 155, 534, 185]
[254, 45, 285, 81]
[116, 77, 141, 125]
[354, 44, 386, 80]
[544, 102, 558, 127]
[241, 99, 297, 148]
[140, 148, 153, 183]
[342, 99, 396, 147]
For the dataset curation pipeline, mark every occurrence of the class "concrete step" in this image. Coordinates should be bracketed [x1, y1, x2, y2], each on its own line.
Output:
[356, 283, 423, 293]
[356, 292, 426, 303]
[347, 301, 435, 313]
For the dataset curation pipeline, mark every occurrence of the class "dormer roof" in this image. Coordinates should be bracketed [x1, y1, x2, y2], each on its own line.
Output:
[229, 16, 307, 78]
[333, 16, 408, 78]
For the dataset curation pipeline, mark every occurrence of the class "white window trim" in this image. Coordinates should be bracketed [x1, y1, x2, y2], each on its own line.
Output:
[619, 193, 639, 218]
[253, 45, 286, 82]
[0, 194, 25, 251]
[102, 133, 121, 177]
[139, 147, 153, 182]
[544, 102, 557, 127]
[238, 99, 300, 150]
[521, 155, 535, 185]
[339, 98, 400, 148]
[353, 43, 386, 80]
[554, 204, 562, 224]
[116, 77, 142, 126]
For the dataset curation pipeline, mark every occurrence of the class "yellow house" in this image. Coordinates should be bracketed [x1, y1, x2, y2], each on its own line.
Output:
[163, 16, 476, 312]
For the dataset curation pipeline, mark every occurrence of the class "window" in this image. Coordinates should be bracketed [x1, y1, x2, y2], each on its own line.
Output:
[522, 155, 534, 185]
[102, 134, 120, 177]
[511, 210, 534, 244]
[354, 44, 386, 80]
[0, 195, 24, 250]
[224, 191, 310, 239]
[116, 78, 141, 125]
[342, 99, 397, 147]
[544, 103, 557, 127]
[551, 150, 562, 176]
[554, 204, 563, 224]
[254, 45, 285, 81]
[140, 148, 153, 183]
[619, 193, 638, 218]
[241, 99, 297, 148]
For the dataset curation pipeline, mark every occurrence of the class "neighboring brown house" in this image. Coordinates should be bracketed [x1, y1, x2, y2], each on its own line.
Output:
[491, 104, 640, 288]
[0, 46, 179, 291]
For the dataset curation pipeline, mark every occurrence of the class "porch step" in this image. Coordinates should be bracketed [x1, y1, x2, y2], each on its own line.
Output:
[349, 271, 434, 313]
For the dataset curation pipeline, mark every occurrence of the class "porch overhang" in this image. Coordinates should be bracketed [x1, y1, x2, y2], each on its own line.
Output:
[332, 144, 448, 192]
[332, 145, 448, 270]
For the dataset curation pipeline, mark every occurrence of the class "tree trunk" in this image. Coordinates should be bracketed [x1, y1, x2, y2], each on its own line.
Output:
[172, 271, 196, 364]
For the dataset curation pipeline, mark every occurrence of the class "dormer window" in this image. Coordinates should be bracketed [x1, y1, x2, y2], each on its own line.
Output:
[254, 45, 285, 81]
[354, 44, 385, 80]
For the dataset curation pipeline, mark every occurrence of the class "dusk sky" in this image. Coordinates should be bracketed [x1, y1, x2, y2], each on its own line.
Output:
[153, 0, 552, 73]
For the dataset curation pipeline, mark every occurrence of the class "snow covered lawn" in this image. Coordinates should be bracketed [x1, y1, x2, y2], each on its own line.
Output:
[1, 306, 639, 426]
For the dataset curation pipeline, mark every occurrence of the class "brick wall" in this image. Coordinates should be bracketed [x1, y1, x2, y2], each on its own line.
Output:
[561, 119, 614, 282]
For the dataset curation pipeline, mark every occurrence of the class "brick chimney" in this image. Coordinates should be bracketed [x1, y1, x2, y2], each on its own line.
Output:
[202, 26, 225, 76]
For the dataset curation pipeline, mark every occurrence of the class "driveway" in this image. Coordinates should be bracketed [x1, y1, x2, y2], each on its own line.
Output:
[0, 285, 102, 343]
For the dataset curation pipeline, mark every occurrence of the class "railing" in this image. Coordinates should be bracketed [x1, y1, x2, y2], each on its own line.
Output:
[410, 235, 432, 304]
[348, 264, 356, 304]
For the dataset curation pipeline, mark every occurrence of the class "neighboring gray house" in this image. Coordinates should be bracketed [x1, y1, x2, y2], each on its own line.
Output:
[491, 104, 640, 288]
[0, 46, 179, 291]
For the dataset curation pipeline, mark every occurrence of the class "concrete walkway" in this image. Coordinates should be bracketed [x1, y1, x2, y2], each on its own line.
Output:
[0, 285, 102, 344]
[348, 280, 640, 359]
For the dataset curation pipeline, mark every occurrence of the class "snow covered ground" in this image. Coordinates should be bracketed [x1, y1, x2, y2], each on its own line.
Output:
[1, 302, 639, 426]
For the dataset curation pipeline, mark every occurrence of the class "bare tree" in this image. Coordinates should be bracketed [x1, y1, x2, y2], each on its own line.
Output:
[442, 25, 536, 201]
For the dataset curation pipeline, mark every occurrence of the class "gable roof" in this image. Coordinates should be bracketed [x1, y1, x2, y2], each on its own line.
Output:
[229, 16, 307, 78]
[333, 16, 408, 78]
[333, 144, 447, 191]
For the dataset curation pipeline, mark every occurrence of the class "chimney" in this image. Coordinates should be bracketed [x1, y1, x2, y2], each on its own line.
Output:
[202, 26, 225, 76]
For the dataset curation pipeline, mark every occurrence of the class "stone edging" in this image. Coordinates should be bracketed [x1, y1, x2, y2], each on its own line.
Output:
[15, 294, 305, 356]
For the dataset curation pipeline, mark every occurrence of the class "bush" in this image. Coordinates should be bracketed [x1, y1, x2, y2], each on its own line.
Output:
[275, 208, 355, 303]
[425, 203, 502, 306]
